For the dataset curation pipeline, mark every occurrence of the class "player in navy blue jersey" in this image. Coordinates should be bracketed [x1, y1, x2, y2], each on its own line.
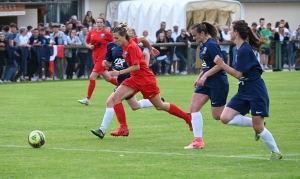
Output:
[184, 22, 229, 149]
[91, 41, 158, 139]
[214, 20, 282, 160]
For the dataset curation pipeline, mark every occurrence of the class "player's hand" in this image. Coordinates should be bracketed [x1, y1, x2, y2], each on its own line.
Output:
[108, 70, 119, 76]
[214, 55, 223, 66]
[150, 48, 160, 56]
[102, 60, 111, 68]
[197, 75, 207, 87]
[90, 45, 94, 50]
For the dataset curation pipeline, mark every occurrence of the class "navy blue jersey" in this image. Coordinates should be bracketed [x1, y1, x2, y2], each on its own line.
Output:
[106, 42, 130, 84]
[232, 42, 263, 81]
[199, 38, 228, 87]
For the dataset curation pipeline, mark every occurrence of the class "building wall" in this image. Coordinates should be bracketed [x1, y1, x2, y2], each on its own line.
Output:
[87, 0, 111, 18]
[243, 2, 300, 31]
[17, 9, 37, 27]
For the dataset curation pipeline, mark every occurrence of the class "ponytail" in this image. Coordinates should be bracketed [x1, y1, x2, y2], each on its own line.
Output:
[191, 21, 218, 42]
[232, 20, 266, 51]
[112, 22, 130, 41]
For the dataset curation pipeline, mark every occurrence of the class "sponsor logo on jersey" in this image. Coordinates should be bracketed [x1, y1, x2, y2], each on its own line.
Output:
[123, 51, 128, 58]
[100, 34, 105, 38]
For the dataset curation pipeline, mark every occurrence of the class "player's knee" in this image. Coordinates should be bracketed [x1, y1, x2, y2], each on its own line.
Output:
[220, 114, 230, 124]
[130, 106, 139, 111]
[106, 99, 114, 107]
[103, 76, 111, 82]
[212, 114, 221, 120]
[154, 105, 164, 111]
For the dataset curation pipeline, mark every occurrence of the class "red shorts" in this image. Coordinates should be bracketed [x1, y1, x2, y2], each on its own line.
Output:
[92, 60, 108, 74]
[122, 77, 160, 99]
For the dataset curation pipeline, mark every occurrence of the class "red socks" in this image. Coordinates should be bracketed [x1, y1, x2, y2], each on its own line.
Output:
[110, 77, 118, 86]
[168, 103, 190, 122]
[87, 80, 96, 99]
[114, 103, 128, 128]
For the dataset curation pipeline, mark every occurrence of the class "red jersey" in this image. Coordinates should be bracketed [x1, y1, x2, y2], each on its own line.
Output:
[122, 39, 156, 84]
[86, 29, 113, 62]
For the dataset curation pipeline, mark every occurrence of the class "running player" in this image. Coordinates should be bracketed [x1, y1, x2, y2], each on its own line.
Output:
[213, 20, 282, 160]
[78, 17, 115, 105]
[106, 23, 192, 134]
[184, 22, 229, 149]
[90, 41, 160, 138]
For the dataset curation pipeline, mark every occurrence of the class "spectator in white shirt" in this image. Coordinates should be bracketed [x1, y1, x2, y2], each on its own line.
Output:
[171, 23, 180, 74]
[220, 26, 231, 64]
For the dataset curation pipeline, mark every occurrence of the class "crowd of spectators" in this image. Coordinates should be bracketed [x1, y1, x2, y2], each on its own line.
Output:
[1, 11, 300, 84]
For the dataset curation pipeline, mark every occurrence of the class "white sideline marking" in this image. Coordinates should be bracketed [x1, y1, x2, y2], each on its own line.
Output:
[1, 145, 299, 161]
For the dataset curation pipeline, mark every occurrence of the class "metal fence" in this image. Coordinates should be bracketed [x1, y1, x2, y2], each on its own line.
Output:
[0, 41, 298, 72]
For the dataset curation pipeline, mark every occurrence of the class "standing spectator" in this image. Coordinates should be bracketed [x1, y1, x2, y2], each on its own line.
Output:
[99, 13, 111, 28]
[251, 22, 260, 62]
[260, 24, 272, 70]
[77, 26, 89, 78]
[274, 24, 289, 68]
[27, 26, 33, 39]
[257, 18, 265, 32]
[142, 30, 154, 53]
[65, 29, 82, 79]
[9, 23, 18, 40]
[15, 27, 30, 81]
[214, 22, 223, 42]
[155, 33, 170, 75]
[166, 29, 174, 74]
[155, 21, 167, 38]
[50, 24, 66, 80]
[29, 28, 43, 81]
[2, 25, 17, 83]
[188, 29, 197, 74]
[175, 29, 191, 75]
[86, 11, 96, 24]
[171, 23, 180, 74]
[65, 22, 73, 36]
[220, 26, 231, 64]
[113, 20, 119, 28]
[0, 33, 6, 83]
[291, 26, 300, 70]
[37, 23, 44, 31]
[83, 15, 93, 30]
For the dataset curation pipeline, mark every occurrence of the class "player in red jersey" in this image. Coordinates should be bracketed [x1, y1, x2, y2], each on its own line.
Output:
[78, 17, 116, 105]
[106, 24, 192, 135]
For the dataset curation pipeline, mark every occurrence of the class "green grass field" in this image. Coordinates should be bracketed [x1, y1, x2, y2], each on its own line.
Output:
[0, 72, 299, 179]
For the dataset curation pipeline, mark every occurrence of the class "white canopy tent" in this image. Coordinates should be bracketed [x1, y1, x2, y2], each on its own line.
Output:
[106, 0, 244, 40]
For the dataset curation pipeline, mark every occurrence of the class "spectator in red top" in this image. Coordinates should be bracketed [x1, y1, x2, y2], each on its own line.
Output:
[78, 17, 116, 105]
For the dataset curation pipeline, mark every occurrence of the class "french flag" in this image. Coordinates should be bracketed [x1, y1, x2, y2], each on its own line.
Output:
[49, 45, 64, 76]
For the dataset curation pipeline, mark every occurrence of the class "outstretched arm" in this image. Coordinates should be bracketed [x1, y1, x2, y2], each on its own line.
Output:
[214, 55, 243, 79]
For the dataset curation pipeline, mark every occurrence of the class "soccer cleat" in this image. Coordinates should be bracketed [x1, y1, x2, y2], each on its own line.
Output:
[78, 98, 90, 105]
[110, 127, 129, 137]
[91, 129, 105, 139]
[255, 121, 266, 141]
[269, 151, 282, 160]
[184, 138, 205, 149]
[186, 113, 193, 131]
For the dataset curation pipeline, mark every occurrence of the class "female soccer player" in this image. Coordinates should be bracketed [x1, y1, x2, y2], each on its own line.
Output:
[105, 24, 192, 135]
[184, 22, 229, 149]
[78, 17, 116, 105]
[91, 41, 159, 138]
[214, 20, 282, 160]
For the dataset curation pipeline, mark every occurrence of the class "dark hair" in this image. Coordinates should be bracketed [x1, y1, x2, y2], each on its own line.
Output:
[259, 18, 265, 22]
[27, 25, 33, 31]
[232, 20, 266, 50]
[251, 22, 257, 26]
[38, 23, 44, 27]
[112, 22, 130, 41]
[284, 22, 289, 29]
[267, 23, 271, 26]
[191, 21, 218, 42]
[275, 21, 280, 28]
[33, 28, 39, 31]
[2, 25, 10, 32]
[160, 21, 166, 26]
[10, 23, 18, 29]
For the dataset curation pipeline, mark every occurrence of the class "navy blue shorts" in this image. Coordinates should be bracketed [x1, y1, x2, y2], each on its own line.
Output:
[194, 85, 229, 107]
[226, 92, 269, 117]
